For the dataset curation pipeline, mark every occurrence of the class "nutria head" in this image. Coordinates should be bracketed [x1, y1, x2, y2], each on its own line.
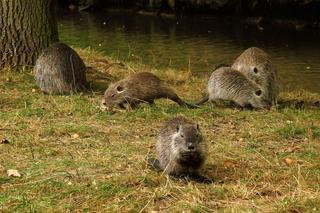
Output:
[101, 81, 127, 110]
[248, 89, 272, 109]
[237, 63, 274, 85]
[171, 123, 205, 159]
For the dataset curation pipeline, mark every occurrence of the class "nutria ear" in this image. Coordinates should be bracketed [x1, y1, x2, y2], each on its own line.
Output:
[255, 90, 262, 96]
[176, 125, 181, 133]
[195, 124, 200, 131]
[116, 85, 124, 93]
[253, 67, 258, 73]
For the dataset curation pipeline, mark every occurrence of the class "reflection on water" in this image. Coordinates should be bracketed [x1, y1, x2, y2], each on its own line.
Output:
[58, 11, 320, 92]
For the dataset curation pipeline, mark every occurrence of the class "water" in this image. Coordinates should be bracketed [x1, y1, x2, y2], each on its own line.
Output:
[58, 11, 320, 92]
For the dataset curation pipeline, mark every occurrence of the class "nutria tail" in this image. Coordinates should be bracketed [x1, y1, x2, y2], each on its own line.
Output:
[162, 87, 198, 108]
[195, 95, 209, 106]
[170, 96, 199, 109]
[182, 102, 200, 109]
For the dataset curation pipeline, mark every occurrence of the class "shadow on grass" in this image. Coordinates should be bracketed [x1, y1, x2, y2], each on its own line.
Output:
[86, 67, 114, 94]
[277, 99, 320, 110]
[147, 157, 217, 184]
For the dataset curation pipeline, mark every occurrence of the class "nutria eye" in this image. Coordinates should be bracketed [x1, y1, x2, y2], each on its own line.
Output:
[116, 85, 124, 92]
[255, 90, 262, 96]
[253, 67, 258, 73]
[180, 134, 184, 138]
[111, 94, 115, 98]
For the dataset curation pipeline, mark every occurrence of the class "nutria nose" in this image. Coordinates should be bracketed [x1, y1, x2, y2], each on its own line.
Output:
[188, 145, 195, 150]
[101, 100, 106, 106]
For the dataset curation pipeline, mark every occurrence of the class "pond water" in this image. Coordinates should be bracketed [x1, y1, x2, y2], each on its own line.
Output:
[58, 11, 320, 92]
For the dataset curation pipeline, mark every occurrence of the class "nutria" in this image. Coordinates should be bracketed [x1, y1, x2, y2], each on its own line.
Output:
[196, 67, 272, 109]
[231, 47, 279, 105]
[34, 42, 87, 94]
[155, 117, 207, 177]
[101, 72, 196, 110]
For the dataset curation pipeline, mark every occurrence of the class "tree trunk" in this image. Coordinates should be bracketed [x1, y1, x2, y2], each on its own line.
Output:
[0, 0, 59, 70]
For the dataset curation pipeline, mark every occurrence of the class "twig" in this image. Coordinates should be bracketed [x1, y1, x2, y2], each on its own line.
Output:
[28, 141, 35, 160]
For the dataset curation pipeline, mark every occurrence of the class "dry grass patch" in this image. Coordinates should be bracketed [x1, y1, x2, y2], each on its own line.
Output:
[0, 49, 320, 212]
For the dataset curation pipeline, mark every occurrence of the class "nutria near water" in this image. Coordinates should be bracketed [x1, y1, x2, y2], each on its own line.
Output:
[101, 72, 196, 110]
[231, 47, 279, 105]
[156, 117, 207, 176]
[34, 42, 87, 94]
[196, 67, 272, 109]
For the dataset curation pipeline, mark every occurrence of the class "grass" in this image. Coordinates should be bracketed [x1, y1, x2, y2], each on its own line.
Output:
[1, 48, 320, 212]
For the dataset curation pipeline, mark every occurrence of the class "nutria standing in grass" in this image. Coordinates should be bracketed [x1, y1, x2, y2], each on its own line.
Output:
[196, 67, 272, 109]
[232, 47, 279, 105]
[156, 117, 207, 177]
[101, 72, 195, 110]
[34, 42, 87, 94]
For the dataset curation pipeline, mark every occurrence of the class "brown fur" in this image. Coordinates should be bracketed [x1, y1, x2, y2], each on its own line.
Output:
[101, 72, 194, 110]
[232, 47, 279, 105]
[156, 117, 207, 176]
[34, 42, 87, 94]
[197, 67, 272, 109]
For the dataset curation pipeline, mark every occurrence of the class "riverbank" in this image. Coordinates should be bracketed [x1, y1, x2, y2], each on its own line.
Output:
[59, 0, 320, 26]
[1, 48, 320, 212]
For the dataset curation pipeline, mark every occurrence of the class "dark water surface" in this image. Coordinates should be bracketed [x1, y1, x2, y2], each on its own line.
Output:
[58, 11, 320, 92]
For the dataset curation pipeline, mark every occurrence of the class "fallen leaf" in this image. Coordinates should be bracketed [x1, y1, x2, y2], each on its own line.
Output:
[72, 133, 79, 139]
[223, 159, 238, 168]
[258, 189, 282, 197]
[7, 169, 21, 177]
[0, 138, 10, 144]
[284, 158, 295, 166]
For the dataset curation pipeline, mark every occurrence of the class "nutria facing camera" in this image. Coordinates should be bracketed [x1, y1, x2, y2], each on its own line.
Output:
[101, 72, 196, 110]
[155, 117, 207, 177]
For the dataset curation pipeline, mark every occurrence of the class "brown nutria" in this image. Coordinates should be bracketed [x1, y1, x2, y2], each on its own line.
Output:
[231, 47, 279, 105]
[196, 67, 272, 109]
[156, 117, 207, 176]
[101, 72, 196, 110]
[34, 42, 87, 94]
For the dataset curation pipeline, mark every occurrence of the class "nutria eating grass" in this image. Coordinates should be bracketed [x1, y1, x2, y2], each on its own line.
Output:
[232, 47, 279, 105]
[196, 66, 272, 109]
[101, 72, 196, 110]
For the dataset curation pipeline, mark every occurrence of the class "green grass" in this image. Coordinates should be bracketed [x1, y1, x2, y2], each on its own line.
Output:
[0, 49, 320, 212]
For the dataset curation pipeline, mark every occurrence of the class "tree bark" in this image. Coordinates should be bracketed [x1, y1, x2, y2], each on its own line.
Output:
[0, 0, 59, 70]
